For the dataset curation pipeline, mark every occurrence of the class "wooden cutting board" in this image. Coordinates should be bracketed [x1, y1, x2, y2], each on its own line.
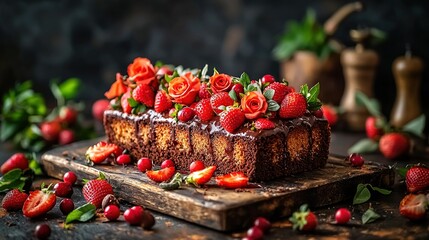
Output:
[41, 138, 394, 231]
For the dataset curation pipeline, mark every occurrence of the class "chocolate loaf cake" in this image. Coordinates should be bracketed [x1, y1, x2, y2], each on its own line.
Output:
[104, 109, 330, 181]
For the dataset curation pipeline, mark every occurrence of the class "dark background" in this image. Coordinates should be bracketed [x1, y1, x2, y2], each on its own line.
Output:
[1, 0, 428, 119]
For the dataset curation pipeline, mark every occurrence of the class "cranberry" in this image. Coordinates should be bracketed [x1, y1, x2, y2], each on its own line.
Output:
[54, 182, 73, 198]
[60, 198, 75, 215]
[63, 171, 77, 185]
[59, 129, 75, 145]
[254, 217, 271, 232]
[246, 226, 263, 240]
[161, 159, 175, 169]
[142, 211, 156, 230]
[40, 121, 62, 142]
[335, 208, 351, 224]
[232, 83, 244, 96]
[92, 99, 110, 122]
[104, 205, 121, 221]
[189, 160, 205, 173]
[137, 158, 152, 172]
[261, 74, 275, 84]
[348, 153, 365, 167]
[124, 206, 144, 225]
[116, 154, 131, 165]
[35, 223, 51, 239]
[178, 107, 195, 122]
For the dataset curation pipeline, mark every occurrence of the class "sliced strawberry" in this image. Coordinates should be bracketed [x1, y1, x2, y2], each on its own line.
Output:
[82, 173, 114, 208]
[154, 90, 173, 113]
[186, 166, 216, 186]
[210, 92, 234, 114]
[289, 204, 318, 231]
[1, 189, 28, 211]
[195, 99, 215, 122]
[22, 186, 56, 218]
[215, 172, 248, 189]
[254, 118, 275, 130]
[86, 141, 122, 164]
[219, 108, 245, 133]
[121, 88, 132, 114]
[279, 92, 307, 119]
[146, 166, 176, 183]
[406, 166, 429, 193]
[399, 194, 428, 221]
[132, 84, 155, 107]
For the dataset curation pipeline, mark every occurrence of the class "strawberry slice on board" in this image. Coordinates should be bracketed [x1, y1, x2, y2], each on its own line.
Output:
[215, 172, 249, 189]
[399, 193, 428, 221]
[22, 184, 57, 218]
[186, 166, 216, 187]
[86, 141, 123, 164]
[146, 167, 176, 183]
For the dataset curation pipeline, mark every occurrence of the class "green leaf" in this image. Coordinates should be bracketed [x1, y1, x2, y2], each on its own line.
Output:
[127, 98, 139, 108]
[362, 208, 381, 224]
[355, 91, 382, 117]
[154, 60, 164, 68]
[0, 169, 27, 192]
[396, 167, 408, 178]
[263, 89, 274, 100]
[370, 186, 392, 195]
[200, 64, 208, 80]
[267, 100, 280, 112]
[0, 121, 19, 141]
[348, 139, 379, 154]
[307, 83, 320, 103]
[65, 203, 96, 224]
[29, 153, 43, 176]
[50, 81, 65, 107]
[0, 169, 23, 182]
[58, 78, 81, 101]
[402, 114, 426, 138]
[353, 184, 371, 205]
[229, 89, 238, 102]
[213, 68, 219, 75]
[239, 72, 251, 89]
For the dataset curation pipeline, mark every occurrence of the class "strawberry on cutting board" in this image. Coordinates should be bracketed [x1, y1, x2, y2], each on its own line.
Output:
[399, 194, 428, 221]
[215, 172, 248, 189]
[186, 166, 216, 186]
[146, 166, 176, 183]
[289, 204, 318, 231]
[406, 166, 429, 193]
[82, 172, 114, 208]
[1, 189, 28, 211]
[22, 185, 56, 218]
[86, 141, 123, 164]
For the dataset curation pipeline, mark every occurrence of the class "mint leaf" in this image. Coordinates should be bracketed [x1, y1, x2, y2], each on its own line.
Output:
[353, 184, 371, 205]
[362, 208, 381, 224]
[29, 153, 43, 176]
[402, 114, 426, 138]
[263, 89, 274, 100]
[229, 89, 238, 102]
[0, 169, 22, 182]
[355, 91, 382, 117]
[127, 98, 139, 108]
[348, 139, 378, 154]
[307, 83, 320, 103]
[58, 78, 81, 101]
[396, 167, 408, 178]
[239, 72, 251, 89]
[0, 169, 27, 192]
[267, 100, 280, 112]
[369, 186, 392, 195]
[65, 203, 96, 224]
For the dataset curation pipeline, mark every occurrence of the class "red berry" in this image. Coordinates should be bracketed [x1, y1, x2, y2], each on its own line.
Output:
[379, 133, 410, 159]
[264, 82, 294, 104]
[365, 116, 384, 140]
[246, 226, 263, 240]
[35, 224, 51, 239]
[178, 107, 195, 122]
[219, 108, 246, 133]
[261, 74, 275, 84]
[321, 105, 338, 126]
[92, 99, 111, 122]
[137, 157, 152, 172]
[40, 120, 62, 142]
[313, 109, 324, 118]
[154, 90, 173, 113]
[335, 208, 351, 224]
[254, 217, 271, 232]
[59, 106, 78, 125]
[348, 153, 364, 167]
[124, 206, 144, 225]
[254, 118, 275, 130]
[59, 129, 75, 145]
[190, 160, 205, 173]
[104, 204, 121, 221]
[210, 92, 234, 114]
[132, 84, 155, 107]
[82, 177, 114, 208]
[195, 99, 215, 122]
[406, 166, 429, 193]
[0, 153, 29, 175]
[59, 198, 75, 215]
[199, 82, 212, 99]
[116, 154, 131, 165]
[1, 189, 28, 211]
[161, 159, 175, 169]
[63, 171, 77, 185]
[54, 182, 73, 198]
[232, 83, 244, 97]
[279, 92, 307, 119]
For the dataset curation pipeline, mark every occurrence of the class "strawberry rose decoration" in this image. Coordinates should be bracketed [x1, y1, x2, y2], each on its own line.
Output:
[241, 91, 268, 120]
[105, 73, 128, 99]
[127, 57, 157, 88]
[168, 72, 201, 105]
[209, 73, 233, 93]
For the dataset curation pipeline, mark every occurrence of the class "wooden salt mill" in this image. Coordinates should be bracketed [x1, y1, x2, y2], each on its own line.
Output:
[390, 50, 423, 128]
[340, 28, 379, 131]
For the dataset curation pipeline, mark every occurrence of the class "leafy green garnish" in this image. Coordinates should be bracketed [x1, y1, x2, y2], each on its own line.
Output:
[300, 83, 322, 111]
[0, 169, 27, 192]
[65, 203, 96, 224]
[402, 114, 426, 138]
[353, 183, 391, 205]
[348, 139, 379, 154]
[362, 208, 381, 224]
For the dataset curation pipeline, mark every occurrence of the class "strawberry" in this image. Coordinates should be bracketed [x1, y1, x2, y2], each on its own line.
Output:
[406, 166, 429, 193]
[40, 120, 62, 142]
[379, 133, 410, 159]
[321, 104, 338, 126]
[365, 116, 384, 140]
[1, 189, 28, 211]
[154, 90, 173, 113]
[199, 82, 212, 99]
[219, 108, 245, 133]
[178, 107, 195, 122]
[156, 66, 173, 77]
[289, 204, 318, 231]
[399, 194, 428, 221]
[82, 173, 114, 208]
[215, 172, 248, 189]
[121, 88, 132, 114]
[59, 129, 75, 145]
[92, 99, 111, 122]
[231, 83, 244, 97]
[132, 84, 155, 107]
[210, 92, 234, 114]
[264, 82, 294, 104]
[254, 118, 275, 130]
[261, 74, 276, 85]
[146, 166, 176, 183]
[195, 99, 214, 121]
[59, 106, 78, 125]
[86, 141, 123, 164]
[22, 185, 56, 218]
[279, 92, 307, 119]
[186, 166, 216, 186]
[1, 153, 29, 175]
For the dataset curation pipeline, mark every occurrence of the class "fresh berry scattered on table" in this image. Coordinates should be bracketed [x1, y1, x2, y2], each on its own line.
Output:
[23, 184, 57, 218]
[54, 182, 73, 198]
[137, 157, 153, 172]
[185, 166, 216, 186]
[116, 154, 132, 165]
[146, 167, 176, 183]
[85, 141, 123, 164]
[82, 173, 114, 208]
[189, 160, 205, 173]
[215, 172, 249, 189]
[1, 189, 28, 211]
[347, 153, 365, 167]
[124, 206, 144, 225]
[104, 205, 121, 221]
[63, 171, 77, 185]
[34, 223, 51, 239]
[289, 204, 318, 231]
[379, 133, 410, 159]
[59, 198, 75, 215]
[335, 208, 351, 224]
[160, 159, 175, 169]
[399, 193, 428, 221]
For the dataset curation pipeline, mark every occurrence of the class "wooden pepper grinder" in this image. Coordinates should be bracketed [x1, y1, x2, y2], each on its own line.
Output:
[340, 28, 379, 131]
[390, 49, 423, 128]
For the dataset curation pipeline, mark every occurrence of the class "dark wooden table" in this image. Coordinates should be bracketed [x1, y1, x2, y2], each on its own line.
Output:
[1, 132, 428, 240]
